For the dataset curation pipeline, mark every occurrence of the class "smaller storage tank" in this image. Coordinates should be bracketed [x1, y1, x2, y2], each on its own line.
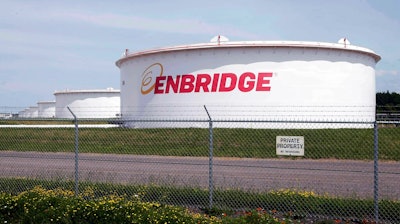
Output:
[37, 101, 56, 118]
[54, 88, 120, 119]
[18, 109, 28, 118]
[27, 106, 39, 118]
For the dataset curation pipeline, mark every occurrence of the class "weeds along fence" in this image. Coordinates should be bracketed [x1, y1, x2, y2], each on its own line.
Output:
[0, 110, 399, 223]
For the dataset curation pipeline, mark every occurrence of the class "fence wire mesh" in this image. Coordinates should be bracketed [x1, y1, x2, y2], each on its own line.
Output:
[0, 111, 399, 223]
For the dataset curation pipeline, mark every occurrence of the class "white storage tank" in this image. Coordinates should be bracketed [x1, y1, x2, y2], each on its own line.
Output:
[27, 106, 39, 118]
[37, 101, 56, 118]
[54, 88, 120, 119]
[116, 39, 380, 128]
[18, 109, 28, 118]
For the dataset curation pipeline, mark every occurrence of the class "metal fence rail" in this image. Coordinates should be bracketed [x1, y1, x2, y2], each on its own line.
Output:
[0, 115, 399, 223]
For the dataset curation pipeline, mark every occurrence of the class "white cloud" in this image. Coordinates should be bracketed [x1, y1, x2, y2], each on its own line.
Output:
[50, 11, 258, 39]
[0, 28, 95, 48]
[376, 70, 399, 76]
[1, 0, 400, 106]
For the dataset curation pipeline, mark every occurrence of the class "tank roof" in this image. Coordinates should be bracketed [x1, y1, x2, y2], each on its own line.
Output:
[116, 40, 381, 67]
[54, 88, 120, 95]
[37, 101, 56, 104]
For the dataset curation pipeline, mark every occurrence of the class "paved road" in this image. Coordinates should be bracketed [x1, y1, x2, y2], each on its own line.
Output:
[0, 151, 399, 199]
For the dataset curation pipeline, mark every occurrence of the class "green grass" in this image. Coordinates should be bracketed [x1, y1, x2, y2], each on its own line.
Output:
[1, 127, 399, 160]
[1, 124, 398, 222]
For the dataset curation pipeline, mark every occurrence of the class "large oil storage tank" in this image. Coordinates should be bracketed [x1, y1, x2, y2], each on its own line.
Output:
[54, 88, 120, 119]
[37, 101, 56, 118]
[116, 39, 380, 128]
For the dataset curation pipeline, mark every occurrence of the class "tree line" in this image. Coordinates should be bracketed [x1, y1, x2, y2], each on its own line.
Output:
[376, 91, 400, 112]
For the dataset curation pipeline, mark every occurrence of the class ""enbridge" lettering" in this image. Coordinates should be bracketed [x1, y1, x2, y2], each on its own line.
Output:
[154, 72, 272, 94]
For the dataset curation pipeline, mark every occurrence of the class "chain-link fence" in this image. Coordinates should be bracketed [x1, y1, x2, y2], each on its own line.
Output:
[0, 108, 399, 223]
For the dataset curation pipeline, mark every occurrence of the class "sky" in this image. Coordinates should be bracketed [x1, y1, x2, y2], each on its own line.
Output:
[1, 0, 399, 110]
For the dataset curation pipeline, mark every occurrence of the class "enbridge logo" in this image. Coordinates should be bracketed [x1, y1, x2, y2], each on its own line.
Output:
[141, 63, 164, 94]
[141, 63, 273, 95]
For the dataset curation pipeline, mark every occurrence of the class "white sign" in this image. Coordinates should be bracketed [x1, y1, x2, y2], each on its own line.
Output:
[276, 136, 304, 156]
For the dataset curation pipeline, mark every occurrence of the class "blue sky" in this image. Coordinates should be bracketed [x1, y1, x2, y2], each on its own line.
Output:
[1, 0, 399, 109]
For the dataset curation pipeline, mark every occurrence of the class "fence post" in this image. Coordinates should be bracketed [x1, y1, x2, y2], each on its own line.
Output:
[67, 107, 79, 196]
[373, 121, 379, 223]
[204, 105, 214, 210]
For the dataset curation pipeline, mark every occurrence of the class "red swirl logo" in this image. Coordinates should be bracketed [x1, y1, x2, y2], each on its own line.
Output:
[141, 63, 164, 95]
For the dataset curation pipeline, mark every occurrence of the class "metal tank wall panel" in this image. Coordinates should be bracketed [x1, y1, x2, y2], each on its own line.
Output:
[116, 41, 380, 128]
[37, 101, 56, 118]
[54, 90, 120, 119]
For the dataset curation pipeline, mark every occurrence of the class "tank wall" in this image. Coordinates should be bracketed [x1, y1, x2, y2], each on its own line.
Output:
[119, 47, 377, 127]
[55, 92, 120, 119]
[26, 107, 39, 118]
[18, 109, 29, 118]
[38, 102, 56, 118]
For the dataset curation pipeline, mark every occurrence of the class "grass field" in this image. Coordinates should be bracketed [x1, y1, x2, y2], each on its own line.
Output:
[0, 126, 399, 160]
[1, 124, 399, 222]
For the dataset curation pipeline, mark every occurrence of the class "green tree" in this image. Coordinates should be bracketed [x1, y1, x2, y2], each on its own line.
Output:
[376, 91, 400, 112]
